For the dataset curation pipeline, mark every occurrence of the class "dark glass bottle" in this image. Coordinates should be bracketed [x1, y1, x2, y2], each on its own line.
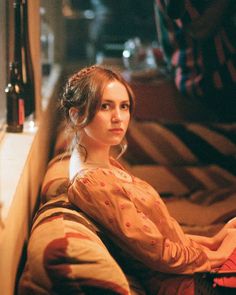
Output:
[13, 0, 24, 91]
[5, 62, 25, 133]
[5, 0, 25, 132]
[22, 0, 35, 116]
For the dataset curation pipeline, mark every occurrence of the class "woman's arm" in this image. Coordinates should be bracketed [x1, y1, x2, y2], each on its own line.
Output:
[68, 173, 212, 274]
[187, 234, 216, 250]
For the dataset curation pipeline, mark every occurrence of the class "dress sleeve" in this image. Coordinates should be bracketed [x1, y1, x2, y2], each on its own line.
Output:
[68, 172, 211, 274]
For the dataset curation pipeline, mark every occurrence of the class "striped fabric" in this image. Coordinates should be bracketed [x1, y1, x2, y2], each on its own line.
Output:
[155, 0, 236, 104]
[18, 194, 135, 295]
[41, 153, 70, 204]
[124, 119, 236, 229]
[128, 164, 236, 197]
[126, 120, 236, 169]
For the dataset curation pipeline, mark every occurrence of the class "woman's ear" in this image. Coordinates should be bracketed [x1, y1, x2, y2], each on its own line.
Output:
[69, 107, 79, 125]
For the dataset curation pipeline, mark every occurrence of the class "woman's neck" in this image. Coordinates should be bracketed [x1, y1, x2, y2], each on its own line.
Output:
[78, 135, 112, 167]
[69, 147, 111, 179]
[70, 147, 132, 183]
[77, 144, 112, 167]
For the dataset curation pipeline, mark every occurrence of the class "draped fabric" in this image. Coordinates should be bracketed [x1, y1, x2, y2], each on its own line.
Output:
[155, 0, 236, 119]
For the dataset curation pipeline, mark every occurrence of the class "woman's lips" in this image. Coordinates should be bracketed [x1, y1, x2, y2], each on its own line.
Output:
[109, 128, 124, 133]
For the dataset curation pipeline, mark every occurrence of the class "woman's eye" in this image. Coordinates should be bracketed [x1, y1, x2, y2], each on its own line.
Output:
[121, 103, 130, 110]
[100, 103, 110, 110]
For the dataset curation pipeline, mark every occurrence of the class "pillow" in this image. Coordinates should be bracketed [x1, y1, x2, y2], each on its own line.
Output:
[53, 120, 74, 156]
[125, 120, 236, 170]
[164, 186, 236, 226]
[18, 194, 132, 295]
[129, 164, 236, 197]
[41, 154, 70, 203]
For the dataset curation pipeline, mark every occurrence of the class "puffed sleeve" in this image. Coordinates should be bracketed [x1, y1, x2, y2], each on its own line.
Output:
[68, 171, 211, 274]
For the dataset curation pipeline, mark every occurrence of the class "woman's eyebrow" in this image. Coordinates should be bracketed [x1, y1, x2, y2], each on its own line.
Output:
[101, 99, 130, 103]
[101, 99, 113, 102]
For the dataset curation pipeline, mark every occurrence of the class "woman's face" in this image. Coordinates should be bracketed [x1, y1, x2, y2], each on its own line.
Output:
[82, 80, 131, 148]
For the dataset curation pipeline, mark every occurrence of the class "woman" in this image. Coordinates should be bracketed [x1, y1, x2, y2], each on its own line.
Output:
[61, 65, 236, 294]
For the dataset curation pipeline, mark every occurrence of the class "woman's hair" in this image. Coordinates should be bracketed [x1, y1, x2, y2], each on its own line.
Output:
[60, 65, 135, 129]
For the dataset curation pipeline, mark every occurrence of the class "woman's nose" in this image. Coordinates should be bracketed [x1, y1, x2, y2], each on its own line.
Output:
[111, 109, 121, 122]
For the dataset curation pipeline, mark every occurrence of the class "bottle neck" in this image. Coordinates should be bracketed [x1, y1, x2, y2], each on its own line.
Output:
[13, 0, 23, 77]
[9, 63, 22, 85]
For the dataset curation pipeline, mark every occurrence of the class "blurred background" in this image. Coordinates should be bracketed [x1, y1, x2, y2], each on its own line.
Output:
[40, 0, 157, 69]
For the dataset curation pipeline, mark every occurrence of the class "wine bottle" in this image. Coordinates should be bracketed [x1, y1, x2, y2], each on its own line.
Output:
[22, 0, 35, 116]
[13, 0, 24, 91]
[5, 0, 25, 132]
[5, 62, 25, 133]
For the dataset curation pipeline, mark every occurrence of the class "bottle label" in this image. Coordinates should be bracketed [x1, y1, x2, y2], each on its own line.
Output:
[19, 98, 25, 125]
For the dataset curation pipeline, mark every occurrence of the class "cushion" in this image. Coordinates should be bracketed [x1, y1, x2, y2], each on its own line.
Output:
[18, 194, 132, 295]
[125, 120, 236, 170]
[128, 164, 236, 197]
[53, 120, 74, 157]
[41, 154, 70, 203]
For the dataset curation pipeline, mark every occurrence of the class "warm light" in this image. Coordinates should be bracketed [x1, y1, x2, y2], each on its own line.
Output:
[28, 120, 35, 131]
[24, 119, 37, 133]
[123, 50, 131, 58]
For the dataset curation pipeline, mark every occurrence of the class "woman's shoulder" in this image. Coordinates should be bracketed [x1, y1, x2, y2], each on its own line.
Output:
[70, 167, 103, 182]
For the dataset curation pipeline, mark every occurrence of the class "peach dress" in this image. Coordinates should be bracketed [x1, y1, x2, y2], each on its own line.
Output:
[68, 158, 211, 293]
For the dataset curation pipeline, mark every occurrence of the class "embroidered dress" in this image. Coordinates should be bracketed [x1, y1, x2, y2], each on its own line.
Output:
[68, 158, 210, 276]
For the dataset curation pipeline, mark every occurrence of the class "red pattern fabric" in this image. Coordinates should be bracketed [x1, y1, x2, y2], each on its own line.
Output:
[214, 249, 236, 288]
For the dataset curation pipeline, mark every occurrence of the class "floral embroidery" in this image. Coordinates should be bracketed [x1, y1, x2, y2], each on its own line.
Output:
[82, 178, 89, 184]
[150, 240, 156, 246]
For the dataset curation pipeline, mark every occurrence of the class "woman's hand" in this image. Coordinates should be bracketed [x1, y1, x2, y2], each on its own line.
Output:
[188, 218, 236, 253]
[225, 217, 236, 229]
[204, 229, 236, 269]
[211, 218, 236, 250]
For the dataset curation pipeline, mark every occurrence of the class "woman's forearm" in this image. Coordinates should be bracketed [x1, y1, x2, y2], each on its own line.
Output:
[187, 234, 215, 250]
